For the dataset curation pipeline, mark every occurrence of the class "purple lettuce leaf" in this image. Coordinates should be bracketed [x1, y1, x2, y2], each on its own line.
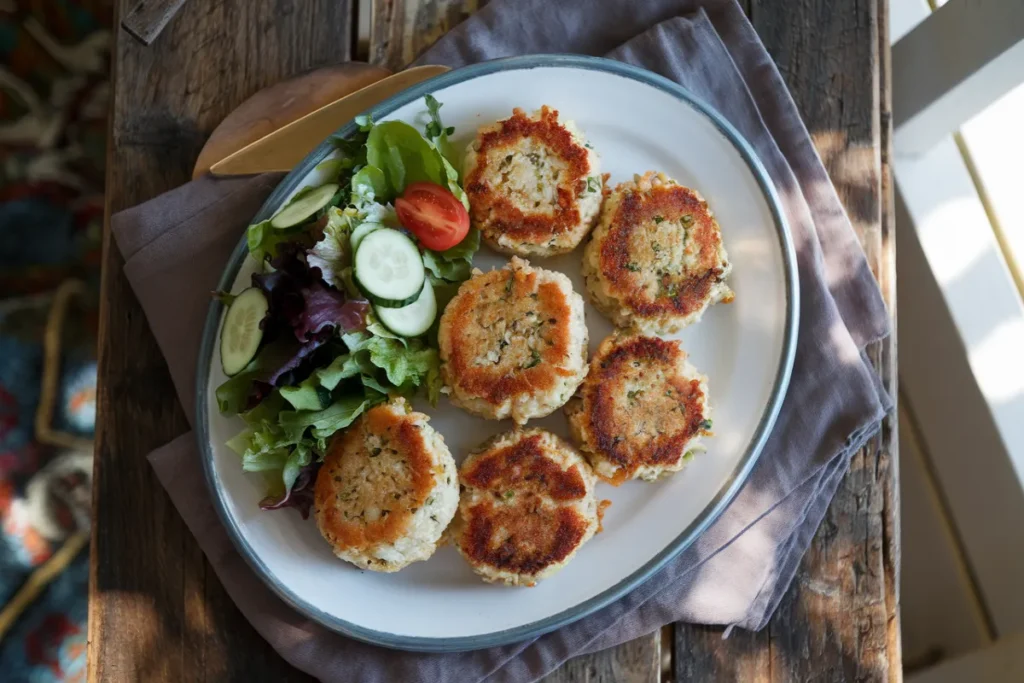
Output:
[259, 461, 321, 518]
[295, 285, 369, 342]
[252, 241, 368, 345]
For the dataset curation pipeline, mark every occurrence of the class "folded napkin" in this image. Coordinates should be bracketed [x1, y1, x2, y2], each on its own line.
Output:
[111, 0, 891, 680]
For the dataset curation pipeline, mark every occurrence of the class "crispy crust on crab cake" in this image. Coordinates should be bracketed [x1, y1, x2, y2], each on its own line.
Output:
[452, 428, 600, 586]
[582, 171, 733, 334]
[438, 257, 588, 424]
[464, 106, 603, 257]
[313, 398, 458, 572]
[565, 333, 712, 484]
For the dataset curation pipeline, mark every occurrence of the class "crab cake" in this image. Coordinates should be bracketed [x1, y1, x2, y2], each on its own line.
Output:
[438, 257, 588, 424]
[313, 398, 458, 572]
[565, 333, 712, 484]
[583, 171, 733, 334]
[452, 429, 600, 586]
[464, 106, 603, 257]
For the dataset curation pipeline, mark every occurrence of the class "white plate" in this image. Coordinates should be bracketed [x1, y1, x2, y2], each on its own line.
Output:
[196, 55, 798, 652]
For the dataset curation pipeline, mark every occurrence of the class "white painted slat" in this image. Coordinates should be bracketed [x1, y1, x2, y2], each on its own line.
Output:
[893, 0, 1024, 155]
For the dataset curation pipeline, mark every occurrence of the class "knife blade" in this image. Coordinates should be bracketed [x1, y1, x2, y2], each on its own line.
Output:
[210, 65, 450, 176]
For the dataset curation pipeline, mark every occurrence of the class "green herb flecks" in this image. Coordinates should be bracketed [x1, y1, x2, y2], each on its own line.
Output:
[681, 214, 694, 226]
[625, 262, 641, 272]
[699, 418, 713, 431]
[525, 348, 543, 368]
[659, 279, 680, 299]
[653, 215, 665, 224]
[586, 177, 601, 193]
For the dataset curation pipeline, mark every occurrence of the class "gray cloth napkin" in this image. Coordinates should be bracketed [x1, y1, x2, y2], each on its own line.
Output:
[111, 1, 891, 681]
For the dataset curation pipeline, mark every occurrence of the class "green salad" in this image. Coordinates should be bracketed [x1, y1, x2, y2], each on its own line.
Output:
[214, 96, 477, 516]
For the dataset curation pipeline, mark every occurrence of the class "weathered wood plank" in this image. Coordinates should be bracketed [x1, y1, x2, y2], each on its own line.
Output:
[88, 1, 353, 681]
[673, 0, 898, 681]
[542, 631, 661, 683]
[121, 0, 189, 45]
[369, 0, 483, 71]
[674, 623, 770, 680]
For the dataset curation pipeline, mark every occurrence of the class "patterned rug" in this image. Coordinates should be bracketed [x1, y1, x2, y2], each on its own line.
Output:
[0, 1, 110, 680]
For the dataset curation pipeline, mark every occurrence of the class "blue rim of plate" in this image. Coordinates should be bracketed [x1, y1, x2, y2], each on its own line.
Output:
[196, 54, 800, 653]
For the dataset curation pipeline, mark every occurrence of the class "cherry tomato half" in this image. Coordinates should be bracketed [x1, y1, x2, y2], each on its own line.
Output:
[395, 181, 470, 251]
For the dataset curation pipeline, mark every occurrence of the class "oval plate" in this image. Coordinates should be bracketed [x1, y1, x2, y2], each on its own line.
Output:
[196, 55, 799, 652]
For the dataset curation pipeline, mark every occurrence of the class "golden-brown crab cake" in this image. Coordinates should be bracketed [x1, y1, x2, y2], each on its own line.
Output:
[565, 334, 712, 485]
[452, 428, 600, 586]
[582, 171, 733, 334]
[438, 257, 588, 424]
[463, 106, 603, 257]
[313, 398, 458, 572]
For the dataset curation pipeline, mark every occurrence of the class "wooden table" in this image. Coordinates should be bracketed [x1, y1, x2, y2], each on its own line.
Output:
[89, 1, 898, 680]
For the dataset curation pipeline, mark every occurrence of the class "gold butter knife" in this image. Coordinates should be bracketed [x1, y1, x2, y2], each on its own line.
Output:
[210, 65, 450, 176]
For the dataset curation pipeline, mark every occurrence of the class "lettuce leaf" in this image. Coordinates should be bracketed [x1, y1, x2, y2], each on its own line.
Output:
[278, 351, 377, 410]
[247, 220, 309, 265]
[366, 121, 445, 199]
[363, 336, 439, 390]
[306, 208, 353, 287]
[259, 457, 319, 517]
[215, 339, 326, 414]
[351, 165, 388, 206]
[253, 242, 368, 345]
[422, 227, 479, 284]
[279, 391, 383, 439]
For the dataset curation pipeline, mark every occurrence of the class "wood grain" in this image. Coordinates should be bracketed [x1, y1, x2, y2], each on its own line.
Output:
[370, 0, 483, 71]
[89, 1, 351, 681]
[674, 0, 899, 681]
[121, 0, 189, 45]
[542, 632, 661, 683]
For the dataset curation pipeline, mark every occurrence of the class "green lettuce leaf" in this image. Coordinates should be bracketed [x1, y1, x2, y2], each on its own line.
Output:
[363, 336, 439, 389]
[279, 391, 383, 439]
[281, 443, 314, 493]
[278, 351, 377, 410]
[366, 121, 444, 199]
[246, 220, 299, 264]
[216, 365, 260, 414]
[351, 165, 388, 206]
[422, 227, 479, 284]
[278, 383, 331, 411]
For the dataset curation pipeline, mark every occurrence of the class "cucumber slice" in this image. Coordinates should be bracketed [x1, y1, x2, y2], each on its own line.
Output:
[270, 183, 339, 229]
[220, 288, 268, 376]
[375, 282, 437, 337]
[353, 228, 425, 306]
[350, 222, 383, 253]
